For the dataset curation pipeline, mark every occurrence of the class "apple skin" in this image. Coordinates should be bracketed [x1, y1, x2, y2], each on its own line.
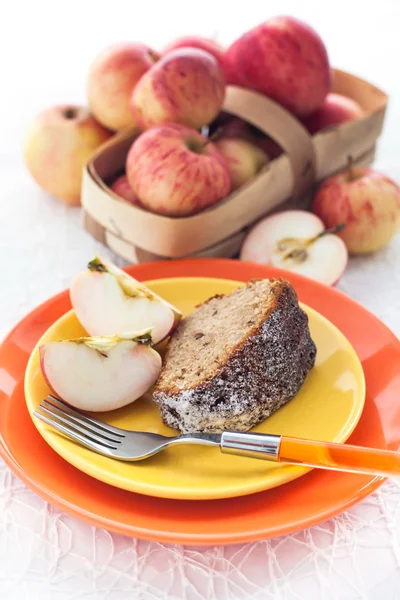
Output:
[210, 113, 283, 160]
[249, 129, 283, 159]
[23, 105, 112, 206]
[302, 93, 364, 134]
[214, 137, 268, 190]
[223, 16, 331, 117]
[211, 114, 253, 140]
[87, 42, 159, 131]
[110, 174, 139, 205]
[126, 123, 231, 217]
[131, 48, 225, 130]
[163, 36, 224, 68]
[312, 168, 400, 254]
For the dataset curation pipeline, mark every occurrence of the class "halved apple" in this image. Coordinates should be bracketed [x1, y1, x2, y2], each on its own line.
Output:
[40, 329, 162, 412]
[70, 257, 182, 344]
[240, 210, 348, 286]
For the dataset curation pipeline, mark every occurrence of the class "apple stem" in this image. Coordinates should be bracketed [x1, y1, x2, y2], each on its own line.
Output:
[312, 223, 346, 243]
[201, 139, 212, 149]
[201, 127, 223, 149]
[87, 257, 107, 272]
[280, 223, 345, 263]
[63, 107, 77, 120]
[209, 127, 223, 141]
[304, 223, 345, 247]
[147, 49, 159, 64]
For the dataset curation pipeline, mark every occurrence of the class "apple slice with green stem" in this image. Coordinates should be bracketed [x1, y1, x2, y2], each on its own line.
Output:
[40, 329, 162, 412]
[240, 210, 348, 286]
[70, 257, 182, 344]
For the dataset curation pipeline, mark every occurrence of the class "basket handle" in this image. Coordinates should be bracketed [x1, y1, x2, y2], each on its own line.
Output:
[223, 86, 316, 198]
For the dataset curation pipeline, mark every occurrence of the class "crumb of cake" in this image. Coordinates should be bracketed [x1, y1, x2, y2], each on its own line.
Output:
[153, 278, 316, 433]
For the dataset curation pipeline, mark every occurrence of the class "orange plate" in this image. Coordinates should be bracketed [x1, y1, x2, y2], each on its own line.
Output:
[1, 259, 399, 546]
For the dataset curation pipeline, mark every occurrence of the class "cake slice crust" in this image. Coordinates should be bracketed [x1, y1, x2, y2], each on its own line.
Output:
[153, 278, 316, 433]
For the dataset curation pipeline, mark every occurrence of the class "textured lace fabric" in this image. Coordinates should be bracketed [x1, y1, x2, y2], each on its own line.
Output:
[1, 167, 400, 598]
[1, 466, 400, 599]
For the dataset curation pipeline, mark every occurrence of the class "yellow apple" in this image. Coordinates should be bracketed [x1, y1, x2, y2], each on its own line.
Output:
[214, 137, 268, 190]
[313, 167, 400, 254]
[87, 43, 159, 131]
[23, 105, 112, 205]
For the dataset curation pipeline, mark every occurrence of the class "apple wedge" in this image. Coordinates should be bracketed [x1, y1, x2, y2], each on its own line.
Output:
[40, 330, 162, 412]
[70, 257, 182, 344]
[240, 210, 348, 286]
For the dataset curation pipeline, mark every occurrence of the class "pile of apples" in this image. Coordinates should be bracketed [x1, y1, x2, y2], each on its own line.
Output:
[23, 16, 362, 212]
[23, 16, 400, 285]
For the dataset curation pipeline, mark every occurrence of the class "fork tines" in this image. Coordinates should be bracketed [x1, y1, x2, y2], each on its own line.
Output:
[33, 395, 125, 454]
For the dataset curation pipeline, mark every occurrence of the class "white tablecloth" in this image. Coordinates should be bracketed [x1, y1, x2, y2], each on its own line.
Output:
[1, 1, 400, 598]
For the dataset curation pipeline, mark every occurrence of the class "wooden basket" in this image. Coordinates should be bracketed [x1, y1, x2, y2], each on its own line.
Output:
[81, 69, 387, 263]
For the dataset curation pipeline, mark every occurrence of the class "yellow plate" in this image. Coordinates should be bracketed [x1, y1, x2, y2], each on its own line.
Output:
[25, 277, 366, 500]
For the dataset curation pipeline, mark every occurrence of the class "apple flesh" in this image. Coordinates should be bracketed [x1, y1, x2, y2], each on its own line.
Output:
[302, 93, 364, 134]
[240, 210, 348, 286]
[131, 48, 225, 130]
[87, 42, 159, 131]
[313, 167, 400, 254]
[214, 137, 268, 190]
[224, 16, 331, 117]
[163, 36, 224, 68]
[23, 105, 112, 206]
[40, 330, 162, 412]
[110, 174, 139, 205]
[126, 123, 231, 217]
[70, 257, 182, 344]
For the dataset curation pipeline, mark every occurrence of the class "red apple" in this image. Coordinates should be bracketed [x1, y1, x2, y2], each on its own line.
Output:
[87, 43, 159, 131]
[215, 137, 268, 190]
[131, 48, 225, 130]
[126, 123, 231, 217]
[251, 132, 283, 160]
[224, 16, 331, 117]
[23, 105, 112, 206]
[240, 210, 348, 286]
[163, 36, 224, 68]
[302, 93, 364, 134]
[110, 174, 139, 205]
[313, 166, 400, 254]
[211, 114, 253, 140]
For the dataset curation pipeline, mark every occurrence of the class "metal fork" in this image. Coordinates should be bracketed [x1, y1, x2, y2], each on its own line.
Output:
[33, 395, 281, 462]
[34, 395, 228, 459]
[33, 395, 400, 477]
